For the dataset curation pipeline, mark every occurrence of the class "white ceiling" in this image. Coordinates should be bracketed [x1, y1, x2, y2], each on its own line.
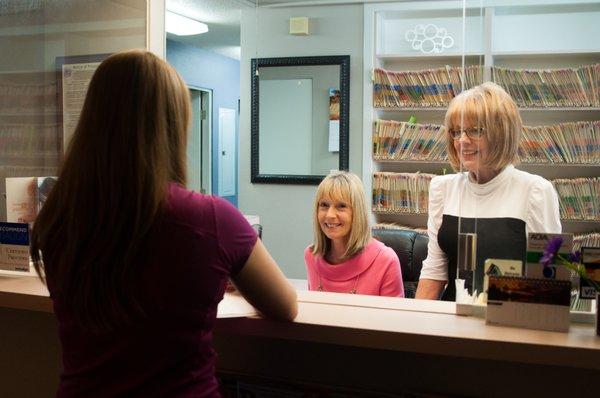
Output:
[166, 0, 320, 60]
[166, 0, 252, 60]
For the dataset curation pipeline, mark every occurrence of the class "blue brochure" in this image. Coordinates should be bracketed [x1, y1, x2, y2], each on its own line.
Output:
[0, 222, 30, 272]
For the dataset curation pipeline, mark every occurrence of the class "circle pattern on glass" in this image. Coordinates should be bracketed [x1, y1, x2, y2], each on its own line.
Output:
[405, 24, 454, 54]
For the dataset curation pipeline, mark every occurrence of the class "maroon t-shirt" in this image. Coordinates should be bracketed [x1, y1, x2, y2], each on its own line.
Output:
[52, 183, 257, 397]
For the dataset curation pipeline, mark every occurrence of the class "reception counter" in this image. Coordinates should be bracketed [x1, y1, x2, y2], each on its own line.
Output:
[1, 275, 599, 397]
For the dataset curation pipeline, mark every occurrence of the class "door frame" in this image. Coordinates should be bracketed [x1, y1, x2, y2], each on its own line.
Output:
[188, 85, 212, 195]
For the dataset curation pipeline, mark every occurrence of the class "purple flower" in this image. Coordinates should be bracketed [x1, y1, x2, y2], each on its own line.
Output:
[540, 236, 563, 267]
[540, 252, 554, 267]
[546, 236, 563, 254]
[568, 251, 582, 264]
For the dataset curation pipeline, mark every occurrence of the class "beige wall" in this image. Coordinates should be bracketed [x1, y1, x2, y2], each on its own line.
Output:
[239, 5, 364, 278]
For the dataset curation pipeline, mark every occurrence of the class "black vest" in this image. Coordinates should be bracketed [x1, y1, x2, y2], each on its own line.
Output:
[437, 215, 527, 301]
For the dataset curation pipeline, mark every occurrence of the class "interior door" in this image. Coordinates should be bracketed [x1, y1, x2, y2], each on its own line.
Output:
[187, 89, 203, 192]
[218, 107, 236, 197]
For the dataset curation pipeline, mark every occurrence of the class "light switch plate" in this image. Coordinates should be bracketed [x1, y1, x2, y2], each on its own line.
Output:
[289, 17, 309, 35]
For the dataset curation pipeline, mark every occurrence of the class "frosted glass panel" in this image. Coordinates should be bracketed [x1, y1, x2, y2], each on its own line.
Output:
[0, 0, 147, 222]
[378, 9, 484, 55]
[493, 4, 600, 54]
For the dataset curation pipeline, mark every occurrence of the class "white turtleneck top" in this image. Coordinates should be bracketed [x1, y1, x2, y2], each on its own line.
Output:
[419, 165, 561, 300]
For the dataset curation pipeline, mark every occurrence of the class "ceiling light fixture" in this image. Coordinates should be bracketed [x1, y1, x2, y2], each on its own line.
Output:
[166, 10, 209, 36]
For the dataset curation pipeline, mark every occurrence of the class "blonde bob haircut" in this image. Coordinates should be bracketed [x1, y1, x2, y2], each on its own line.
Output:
[445, 81, 522, 171]
[311, 171, 371, 260]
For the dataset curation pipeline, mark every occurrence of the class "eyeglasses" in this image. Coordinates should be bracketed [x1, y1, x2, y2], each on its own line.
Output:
[448, 127, 485, 140]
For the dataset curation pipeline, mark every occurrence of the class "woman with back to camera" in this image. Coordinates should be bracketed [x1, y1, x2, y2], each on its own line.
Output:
[30, 50, 297, 397]
[305, 171, 404, 297]
[415, 82, 561, 301]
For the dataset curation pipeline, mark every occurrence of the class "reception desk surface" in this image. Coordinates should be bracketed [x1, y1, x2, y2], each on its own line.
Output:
[1, 275, 598, 373]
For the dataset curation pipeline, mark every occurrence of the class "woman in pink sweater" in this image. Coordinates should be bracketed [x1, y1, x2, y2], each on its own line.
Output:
[304, 172, 404, 297]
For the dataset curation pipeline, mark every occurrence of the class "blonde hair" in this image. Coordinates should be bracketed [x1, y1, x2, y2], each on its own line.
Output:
[311, 171, 371, 260]
[445, 81, 521, 171]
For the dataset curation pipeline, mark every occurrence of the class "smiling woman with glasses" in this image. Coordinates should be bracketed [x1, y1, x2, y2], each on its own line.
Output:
[415, 82, 561, 301]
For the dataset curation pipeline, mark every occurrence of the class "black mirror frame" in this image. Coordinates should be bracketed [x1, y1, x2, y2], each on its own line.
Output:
[251, 55, 350, 184]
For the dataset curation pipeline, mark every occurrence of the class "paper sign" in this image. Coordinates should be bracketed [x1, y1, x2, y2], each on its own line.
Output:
[0, 222, 30, 272]
[526, 232, 573, 280]
[328, 120, 339, 152]
[581, 247, 600, 299]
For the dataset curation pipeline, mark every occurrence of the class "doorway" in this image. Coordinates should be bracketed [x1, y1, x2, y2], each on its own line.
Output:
[188, 87, 212, 195]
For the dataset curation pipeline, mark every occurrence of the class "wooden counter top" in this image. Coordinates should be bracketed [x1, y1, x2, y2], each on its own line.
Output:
[1, 275, 599, 371]
[218, 290, 600, 371]
[0, 275, 51, 313]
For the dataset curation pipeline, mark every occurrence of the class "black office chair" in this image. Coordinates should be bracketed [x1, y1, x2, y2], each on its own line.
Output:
[372, 229, 428, 298]
[252, 224, 263, 239]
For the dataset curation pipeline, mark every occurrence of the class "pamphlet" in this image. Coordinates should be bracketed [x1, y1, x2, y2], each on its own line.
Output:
[328, 88, 340, 152]
[37, 176, 58, 212]
[5, 177, 37, 223]
[526, 232, 573, 280]
[5, 176, 57, 223]
[581, 247, 600, 299]
[482, 258, 523, 301]
[0, 222, 30, 272]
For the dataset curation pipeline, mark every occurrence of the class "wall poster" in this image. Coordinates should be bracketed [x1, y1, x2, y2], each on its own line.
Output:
[56, 54, 110, 151]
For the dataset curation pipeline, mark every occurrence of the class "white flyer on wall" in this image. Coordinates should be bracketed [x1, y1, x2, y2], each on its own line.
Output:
[62, 62, 101, 149]
[328, 120, 339, 152]
[328, 88, 340, 152]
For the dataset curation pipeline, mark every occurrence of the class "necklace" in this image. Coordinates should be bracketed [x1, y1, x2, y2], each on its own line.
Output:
[317, 272, 360, 294]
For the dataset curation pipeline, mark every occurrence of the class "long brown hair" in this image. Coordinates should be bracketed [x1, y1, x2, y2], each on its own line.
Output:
[30, 50, 190, 331]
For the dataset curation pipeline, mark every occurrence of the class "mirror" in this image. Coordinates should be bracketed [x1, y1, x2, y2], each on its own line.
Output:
[251, 55, 350, 184]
